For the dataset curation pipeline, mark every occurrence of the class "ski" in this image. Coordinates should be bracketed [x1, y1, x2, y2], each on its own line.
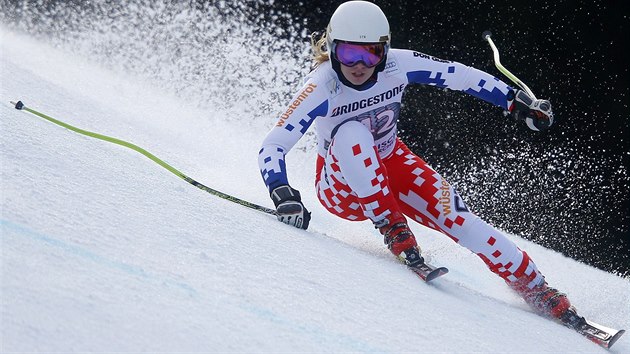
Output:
[573, 318, 625, 349]
[408, 262, 449, 282]
[560, 308, 626, 349]
[404, 260, 625, 348]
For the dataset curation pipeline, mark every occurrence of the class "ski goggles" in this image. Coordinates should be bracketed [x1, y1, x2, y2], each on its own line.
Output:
[333, 41, 387, 68]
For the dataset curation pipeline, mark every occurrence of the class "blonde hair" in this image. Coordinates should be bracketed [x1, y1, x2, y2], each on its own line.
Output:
[310, 31, 330, 68]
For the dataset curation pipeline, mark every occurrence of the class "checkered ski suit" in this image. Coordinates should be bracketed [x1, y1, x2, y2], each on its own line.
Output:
[258, 49, 543, 288]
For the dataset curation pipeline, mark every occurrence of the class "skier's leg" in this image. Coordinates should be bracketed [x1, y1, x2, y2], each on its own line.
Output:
[384, 139, 571, 318]
[315, 121, 422, 265]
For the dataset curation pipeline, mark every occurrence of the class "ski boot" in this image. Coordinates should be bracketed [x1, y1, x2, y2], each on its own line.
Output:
[510, 275, 625, 348]
[375, 212, 424, 267]
[508, 274, 572, 319]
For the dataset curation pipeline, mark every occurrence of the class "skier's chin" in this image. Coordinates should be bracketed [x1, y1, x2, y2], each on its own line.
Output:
[341, 65, 375, 86]
[346, 74, 370, 85]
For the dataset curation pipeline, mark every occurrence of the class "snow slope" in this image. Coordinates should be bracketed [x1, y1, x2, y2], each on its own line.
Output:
[1, 28, 629, 353]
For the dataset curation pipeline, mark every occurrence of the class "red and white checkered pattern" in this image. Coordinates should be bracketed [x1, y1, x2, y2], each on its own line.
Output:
[315, 132, 542, 287]
[315, 122, 399, 223]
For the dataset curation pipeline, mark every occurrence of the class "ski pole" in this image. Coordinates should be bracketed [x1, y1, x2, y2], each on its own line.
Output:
[10, 100, 278, 216]
[482, 30, 537, 99]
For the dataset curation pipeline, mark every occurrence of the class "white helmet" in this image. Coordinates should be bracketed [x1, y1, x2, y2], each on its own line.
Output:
[326, 1, 391, 49]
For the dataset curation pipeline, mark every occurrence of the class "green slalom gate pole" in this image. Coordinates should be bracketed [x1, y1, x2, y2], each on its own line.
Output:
[482, 31, 538, 100]
[10, 100, 278, 216]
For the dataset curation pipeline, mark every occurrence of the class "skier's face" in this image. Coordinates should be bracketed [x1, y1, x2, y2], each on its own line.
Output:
[340, 62, 375, 86]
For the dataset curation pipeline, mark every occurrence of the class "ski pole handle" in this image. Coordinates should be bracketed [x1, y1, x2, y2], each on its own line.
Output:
[482, 31, 537, 99]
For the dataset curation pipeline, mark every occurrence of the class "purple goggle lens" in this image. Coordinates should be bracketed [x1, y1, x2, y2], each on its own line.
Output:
[334, 42, 386, 68]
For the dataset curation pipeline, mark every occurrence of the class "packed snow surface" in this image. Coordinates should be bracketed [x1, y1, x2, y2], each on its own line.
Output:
[1, 27, 628, 353]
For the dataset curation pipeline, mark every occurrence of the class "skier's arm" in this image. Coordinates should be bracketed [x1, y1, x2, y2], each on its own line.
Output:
[396, 49, 553, 130]
[258, 80, 328, 192]
[395, 49, 512, 108]
[258, 79, 329, 229]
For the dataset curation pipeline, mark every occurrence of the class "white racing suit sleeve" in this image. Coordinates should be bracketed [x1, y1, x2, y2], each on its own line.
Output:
[258, 79, 329, 192]
[396, 49, 514, 110]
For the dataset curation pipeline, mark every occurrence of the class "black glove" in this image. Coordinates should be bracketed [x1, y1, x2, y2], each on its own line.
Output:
[509, 89, 554, 131]
[270, 185, 311, 230]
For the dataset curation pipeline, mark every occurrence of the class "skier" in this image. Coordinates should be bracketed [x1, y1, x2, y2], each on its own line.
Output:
[258, 0, 578, 324]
